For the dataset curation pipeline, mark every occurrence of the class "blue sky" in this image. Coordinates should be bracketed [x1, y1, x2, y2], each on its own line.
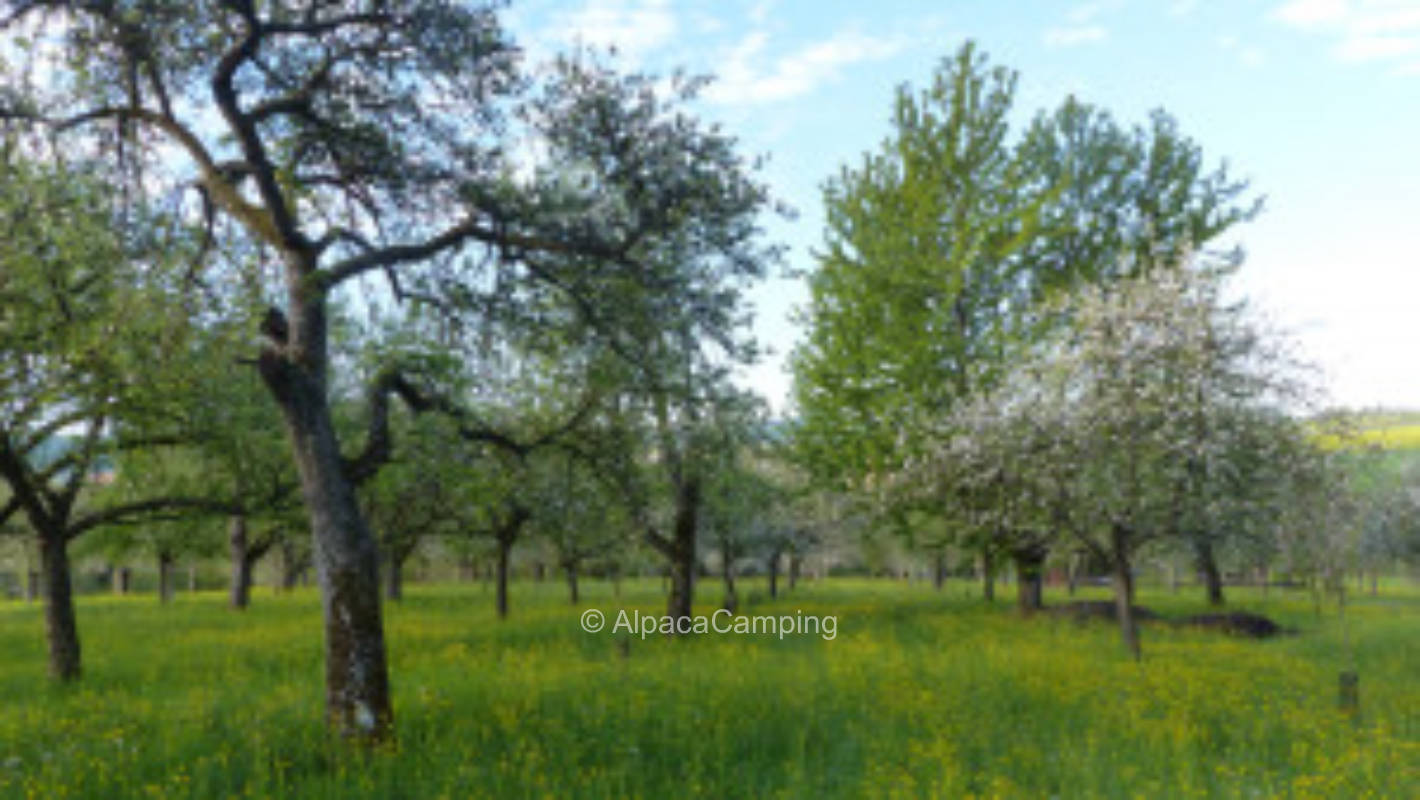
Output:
[506, 0, 1420, 415]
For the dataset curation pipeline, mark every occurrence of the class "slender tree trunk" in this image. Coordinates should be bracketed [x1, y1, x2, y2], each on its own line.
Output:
[385, 554, 403, 602]
[664, 479, 700, 627]
[722, 554, 737, 614]
[1111, 524, 1141, 661]
[230, 515, 255, 610]
[1195, 538, 1225, 607]
[39, 532, 81, 681]
[933, 551, 947, 591]
[768, 555, 779, 599]
[496, 536, 512, 619]
[1260, 565, 1270, 598]
[113, 566, 131, 595]
[789, 554, 800, 591]
[187, 565, 198, 593]
[980, 545, 995, 603]
[158, 552, 174, 604]
[458, 556, 474, 582]
[565, 562, 579, 604]
[25, 569, 38, 602]
[1066, 552, 1079, 597]
[259, 295, 393, 743]
[1012, 544, 1046, 615]
[1369, 570, 1379, 596]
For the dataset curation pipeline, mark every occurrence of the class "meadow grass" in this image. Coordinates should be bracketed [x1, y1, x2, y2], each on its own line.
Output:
[1, 577, 1417, 799]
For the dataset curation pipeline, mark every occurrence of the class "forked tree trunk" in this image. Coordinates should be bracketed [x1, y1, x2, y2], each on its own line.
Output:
[1195, 538, 1225, 607]
[230, 515, 256, 610]
[39, 532, 81, 681]
[259, 296, 392, 743]
[1111, 524, 1141, 661]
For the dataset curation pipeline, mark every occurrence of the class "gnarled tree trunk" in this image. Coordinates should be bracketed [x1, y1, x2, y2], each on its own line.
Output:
[260, 295, 393, 742]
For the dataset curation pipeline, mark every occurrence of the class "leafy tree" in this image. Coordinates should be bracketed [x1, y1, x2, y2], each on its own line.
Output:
[0, 154, 223, 678]
[3, 3, 776, 738]
[792, 41, 1047, 498]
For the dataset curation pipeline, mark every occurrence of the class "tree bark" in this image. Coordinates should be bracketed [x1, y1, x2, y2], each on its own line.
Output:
[664, 478, 700, 626]
[113, 566, 131, 595]
[158, 552, 174, 604]
[1194, 538, 1224, 606]
[789, 553, 801, 591]
[767, 554, 779, 599]
[721, 554, 737, 614]
[259, 294, 393, 743]
[496, 536, 512, 619]
[933, 551, 947, 591]
[1012, 543, 1046, 615]
[39, 533, 81, 681]
[230, 515, 255, 610]
[980, 545, 995, 603]
[385, 555, 403, 602]
[565, 562, 579, 604]
[1111, 524, 1141, 661]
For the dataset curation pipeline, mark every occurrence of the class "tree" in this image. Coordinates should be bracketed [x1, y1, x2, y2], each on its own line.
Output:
[0, 154, 228, 678]
[3, 3, 776, 739]
[792, 41, 1047, 497]
[791, 45, 1262, 606]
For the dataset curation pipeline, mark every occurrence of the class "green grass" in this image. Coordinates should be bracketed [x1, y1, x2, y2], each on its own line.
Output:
[1, 578, 1418, 799]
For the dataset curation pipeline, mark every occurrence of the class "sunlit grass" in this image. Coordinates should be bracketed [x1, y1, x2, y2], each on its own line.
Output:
[1, 577, 1417, 798]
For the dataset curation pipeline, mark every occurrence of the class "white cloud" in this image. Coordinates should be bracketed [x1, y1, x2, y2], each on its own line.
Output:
[1272, 0, 1420, 71]
[1333, 33, 1420, 60]
[1043, 25, 1109, 46]
[1273, 0, 1348, 27]
[706, 30, 904, 106]
[549, 0, 678, 65]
